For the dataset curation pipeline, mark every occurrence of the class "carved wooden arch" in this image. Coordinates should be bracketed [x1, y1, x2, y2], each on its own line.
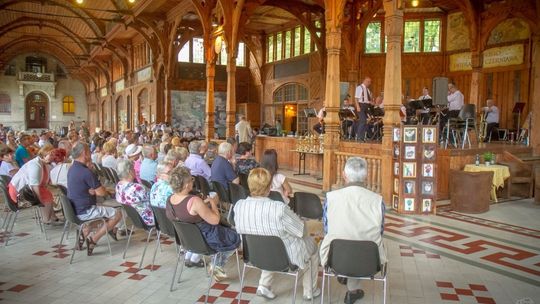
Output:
[131, 15, 169, 62]
[480, 15, 537, 50]
[189, 0, 217, 37]
[79, 68, 100, 96]
[272, 82, 310, 101]
[124, 21, 160, 60]
[452, 0, 479, 51]
[0, 0, 106, 37]
[88, 60, 112, 88]
[0, 17, 91, 54]
[0, 37, 79, 68]
[102, 44, 131, 80]
[169, 30, 203, 78]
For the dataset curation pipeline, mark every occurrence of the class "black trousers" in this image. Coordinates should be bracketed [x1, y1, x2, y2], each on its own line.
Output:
[439, 109, 460, 139]
[486, 122, 499, 142]
[354, 103, 370, 141]
[342, 120, 353, 138]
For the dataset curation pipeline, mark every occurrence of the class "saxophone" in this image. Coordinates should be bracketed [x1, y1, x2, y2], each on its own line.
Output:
[478, 110, 488, 142]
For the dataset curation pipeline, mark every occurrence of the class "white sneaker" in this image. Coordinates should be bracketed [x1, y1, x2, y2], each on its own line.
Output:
[303, 287, 321, 300]
[256, 285, 276, 300]
[209, 266, 228, 282]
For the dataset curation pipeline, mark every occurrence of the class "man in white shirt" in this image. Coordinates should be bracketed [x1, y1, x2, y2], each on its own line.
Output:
[341, 96, 356, 138]
[483, 99, 499, 142]
[235, 115, 252, 143]
[440, 82, 464, 137]
[354, 77, 372, 141]
[418, 87, 432, 124]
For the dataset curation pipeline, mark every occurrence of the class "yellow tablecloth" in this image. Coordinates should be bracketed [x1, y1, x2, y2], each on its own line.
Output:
[463, 164, 510, 202]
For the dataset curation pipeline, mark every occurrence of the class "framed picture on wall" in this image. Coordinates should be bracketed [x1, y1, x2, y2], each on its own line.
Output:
[403, 127, 417, 143]
[423, 146, 436, 161]
[423, 163, 434, 177]
[394, 162, 400, 175]
[392, 195, 399, 209]
[404, 198, 415, 211]
[422, 199, 432, 212]
[404, 180, 415, 194]
[393, 128, 401, 142]
[423, 127, 437, 143]
[403, 162, 416, 178]
[393, 144, 400, 159]
[394, 178, 399, 193]
[405, 146, 416, 160]
[422, 181, 434, 195]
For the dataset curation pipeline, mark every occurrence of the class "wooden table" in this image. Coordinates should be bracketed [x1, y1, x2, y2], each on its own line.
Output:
[291, 150, 324, 179]
[463, 164, 510, 202]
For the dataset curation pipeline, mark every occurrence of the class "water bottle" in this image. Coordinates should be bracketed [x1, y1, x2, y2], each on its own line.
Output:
[475, 154, 480, 166]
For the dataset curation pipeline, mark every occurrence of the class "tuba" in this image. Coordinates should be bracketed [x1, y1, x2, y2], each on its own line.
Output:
[478, 110, 488, 142]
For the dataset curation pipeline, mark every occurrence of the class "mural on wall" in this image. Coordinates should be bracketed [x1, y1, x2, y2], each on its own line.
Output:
[446, 12, 470, 51]
[487, 18, 530, 46]
[171, 91, 227, 138]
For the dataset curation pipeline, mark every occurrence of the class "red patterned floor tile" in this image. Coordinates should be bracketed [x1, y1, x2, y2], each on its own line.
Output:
[32, 251, 49, 256]
[124, 267, 139, 273]
[455, 288, 474, 296]
[436, 281, 454, 288]
[103, 271, 121, 277]
[426, 254, 441, 259]
[6, 285, 31, 292]
[212, 283, 229, 290]
[120, 261, 137, 267]
[53, 253, 69, 259]
[469, 284, 488, 291]
[144, 265, 161, 271]
[220, 290, 239, 298]
[51, 244, 67, 248]
[400, 252, 414, 257]
[128, 274, 147, 280]
[476, 296, 496, 304]
[161, 240, 174, 245]
[241, 286, 257, 294]
[399, 245, 412, 249]
[197, 295, 217, 303]
[230, 300, 249, 304]
[440, 293, 460, 301]
[412, 249, 425, 254]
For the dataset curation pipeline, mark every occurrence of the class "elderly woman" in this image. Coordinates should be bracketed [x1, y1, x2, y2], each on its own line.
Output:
[261, 149, 293, 203]
[101, 141, 118, 169]
[233, 168, 320, 300]
[8, 145, 65, 223]
[164, 146, 189, 168]
[115, 159, 154, 228]
[166, 167, 240, 281]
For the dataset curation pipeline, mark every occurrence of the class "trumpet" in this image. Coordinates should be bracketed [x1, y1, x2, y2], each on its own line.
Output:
[478, 111, 488, 142]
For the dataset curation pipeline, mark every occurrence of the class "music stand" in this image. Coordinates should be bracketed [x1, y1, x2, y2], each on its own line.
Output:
[512, 102, 526, 132]
[304, 108, 317, 118]
[339, 109, 356, 139]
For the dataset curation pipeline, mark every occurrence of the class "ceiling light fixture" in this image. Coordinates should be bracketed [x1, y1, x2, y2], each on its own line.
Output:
[128, 0, 135, 3]
[411, 0, 419, 7]
[76, 0, 83, 4]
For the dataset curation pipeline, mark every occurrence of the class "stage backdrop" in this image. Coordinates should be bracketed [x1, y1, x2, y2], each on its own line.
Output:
[171, 90, 227, 138]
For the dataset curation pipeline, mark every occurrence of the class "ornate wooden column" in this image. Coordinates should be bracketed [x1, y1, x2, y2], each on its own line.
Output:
[205, 36, 217, 140]
[225, 56, 237, 138]
[530, 34, 540, 153]
[322, 0, 345, 191]
[381, 0, 404, 203]
[469, 51, 483, 107]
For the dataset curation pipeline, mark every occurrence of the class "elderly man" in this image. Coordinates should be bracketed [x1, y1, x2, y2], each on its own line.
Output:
[211, 142, 239, 190]
[235, 115, 252, 143]
[483, 99, 499, 142]
[354, 77, 373, 141]
[185, 140, 211, 181]
[67, 142, 122, 256]
[320, 157, 386, 304]
[439, 82, 465, 137]
[140, 144, 158, 183]
[234, 168, 320, 300]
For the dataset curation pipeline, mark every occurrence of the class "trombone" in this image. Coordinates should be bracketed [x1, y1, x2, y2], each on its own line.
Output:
[478, 110, 488, 142]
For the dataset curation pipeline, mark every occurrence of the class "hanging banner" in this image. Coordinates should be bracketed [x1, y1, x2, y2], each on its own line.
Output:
[100, 87, 107, 97]
[449, 52, 472, 72]
[115, 79, 125, 92]
[136, 67, 152, 83]
[483, 44, 524, 68]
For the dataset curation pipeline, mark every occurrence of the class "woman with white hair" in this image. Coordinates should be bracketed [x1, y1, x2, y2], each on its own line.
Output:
[115, 159, 154, 228]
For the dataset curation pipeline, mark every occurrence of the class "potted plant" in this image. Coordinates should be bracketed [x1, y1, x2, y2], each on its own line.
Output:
[483, 152, 492, 165]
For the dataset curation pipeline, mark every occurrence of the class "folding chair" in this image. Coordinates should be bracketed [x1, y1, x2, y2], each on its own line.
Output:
[122, 204, 156, 269]
[294, 192, 323, 220]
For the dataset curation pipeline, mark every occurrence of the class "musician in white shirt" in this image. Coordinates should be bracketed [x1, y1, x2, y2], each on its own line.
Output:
[439, 82, 464, 137]
[418, 87, 432, 124]
[354, 77, 373, 141]
[482, 99, 499, 142]
[341, 96, 355, 138]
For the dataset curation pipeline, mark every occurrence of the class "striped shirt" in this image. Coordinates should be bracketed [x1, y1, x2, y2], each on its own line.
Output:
[233, 196, 317, 269]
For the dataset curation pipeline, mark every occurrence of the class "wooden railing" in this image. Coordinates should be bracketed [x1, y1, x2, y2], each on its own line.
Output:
[18, 72, 55, 82]
[333, 152, 382, 193]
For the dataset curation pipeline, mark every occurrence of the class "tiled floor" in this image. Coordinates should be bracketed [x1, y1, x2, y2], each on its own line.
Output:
[1, 175, 539, 304]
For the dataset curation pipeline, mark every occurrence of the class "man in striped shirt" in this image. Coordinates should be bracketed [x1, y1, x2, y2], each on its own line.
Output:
[234, 168, 320, 300]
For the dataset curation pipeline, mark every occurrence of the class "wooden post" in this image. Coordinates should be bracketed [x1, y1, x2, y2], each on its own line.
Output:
[381, 0, 404, 203]
[469, 51, 483, 107]
[205, 61, 216, 140]
[530, 34, 540, 153]
[225, 56, 237, 138]
[322, 0, 346, 191]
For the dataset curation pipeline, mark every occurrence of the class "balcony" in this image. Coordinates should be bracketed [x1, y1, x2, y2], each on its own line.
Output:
[18, 71, 55, 82]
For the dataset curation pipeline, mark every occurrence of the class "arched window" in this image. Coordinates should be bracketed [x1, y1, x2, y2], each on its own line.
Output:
[0, 93, 11, 113]
[265, 83, 309, 135]
[63, 96, 75, 114]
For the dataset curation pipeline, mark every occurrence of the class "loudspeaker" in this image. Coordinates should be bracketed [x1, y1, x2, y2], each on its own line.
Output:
[432, 77, 448, 106]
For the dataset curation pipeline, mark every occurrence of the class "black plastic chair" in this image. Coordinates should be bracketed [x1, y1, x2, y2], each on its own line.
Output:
[238, 173, 249, 192]
[194, 175, 211, 197]
[58, 194, 112, 263]
[0, 175, 11, 188]
[211, 181, 230, 204]
[228, 182, 248, 205]
[170, 221, 241, 303]
[321, 239, 387, 304]
[0, 184, 20, 246]
[268, 190, 285, 203]
[149, 206, 178, 271]
[140, 179, 153, 190]
[238, 234, 311, 304]
[122, 204, 156, 269]
[294, 192, 323, 220]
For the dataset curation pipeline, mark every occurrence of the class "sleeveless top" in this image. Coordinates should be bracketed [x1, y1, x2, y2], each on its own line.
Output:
[166, 194, 203, 224]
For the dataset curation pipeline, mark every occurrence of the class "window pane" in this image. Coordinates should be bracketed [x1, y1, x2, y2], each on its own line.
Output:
[267, 35, 274, 63]
[63, 103, 68, 113]
[284, 31, 291, 59]
[424, 20, 441, 52]
[404, 21, 421, 52]
[178, 40, 190, 62]
[284, 84, 296, 102]
[365, 22, 381, 53]
[237, 42, 246, 66]
[294, 26, 301, 57]
[69, 103, 75, 113]
[303, 29, 311, 54]
[276, 32, 282, 61]
[315, 20, 322, 37]
[192, 38, 205, 63]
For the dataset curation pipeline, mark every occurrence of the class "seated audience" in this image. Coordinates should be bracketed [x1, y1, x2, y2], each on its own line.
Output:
[115, 159, 155, 226]
[234, 168, 320, 300]
[235, 142, 259, 175]
[149, 161, 175, 208]
[50, 140, 73, 188]
[15, 133, 33, 167]
[320, 157, 386, 304]
[67, 142, 122, 255]
[204, 141, 218, 165]
[140, 144, 158, 183]
[125, 144, 143, 182]
[0, 146, 18, 177]
[261, 149, 293, 203]
[185, 140, 211, 181]
[210, 142, 239, 189]
[5, 131, 17, 151]
[166, 167, 240, 280]
[101, 142, 118, 170]
[9, 145, 64, 223]
[164, 147, 189, 168]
